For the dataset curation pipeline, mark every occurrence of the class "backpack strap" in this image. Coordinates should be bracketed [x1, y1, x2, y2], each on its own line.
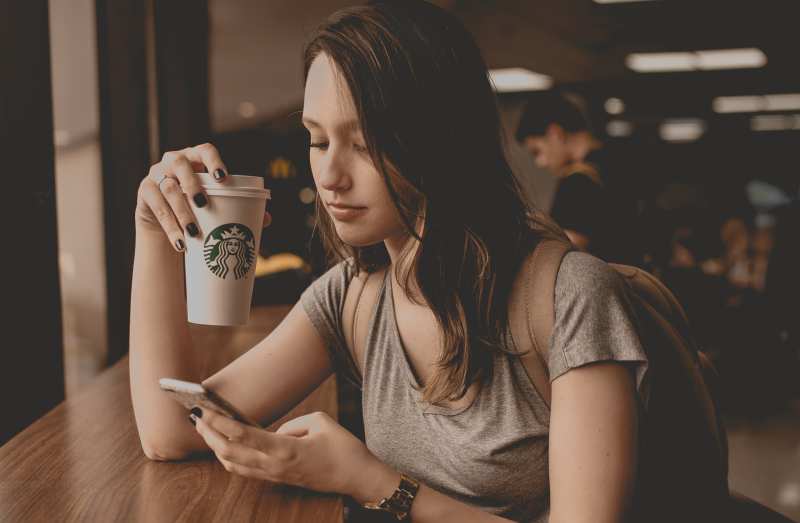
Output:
[510, 240, 573, 408]
[342, 266, 387, 383]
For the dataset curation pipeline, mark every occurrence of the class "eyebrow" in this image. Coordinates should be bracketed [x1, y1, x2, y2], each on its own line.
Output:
[301, 116, 360, 132]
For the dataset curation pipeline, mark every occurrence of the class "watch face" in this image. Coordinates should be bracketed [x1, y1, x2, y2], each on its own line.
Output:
[394, 491, 412, 512]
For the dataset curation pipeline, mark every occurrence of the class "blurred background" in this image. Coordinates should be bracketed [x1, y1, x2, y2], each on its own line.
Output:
[4, 0, 798, 520]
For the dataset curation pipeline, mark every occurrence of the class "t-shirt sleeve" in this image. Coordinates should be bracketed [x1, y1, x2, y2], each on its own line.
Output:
[299, 260, 359, 385]
[549, 251, 650, 409]
[549, 173, 606, 238]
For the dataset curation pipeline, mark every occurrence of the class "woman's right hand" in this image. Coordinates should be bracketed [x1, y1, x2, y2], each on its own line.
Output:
[135, 143, 272, 252]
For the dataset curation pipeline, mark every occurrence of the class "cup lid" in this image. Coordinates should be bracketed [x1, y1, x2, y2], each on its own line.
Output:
[195, 172, 266, 190]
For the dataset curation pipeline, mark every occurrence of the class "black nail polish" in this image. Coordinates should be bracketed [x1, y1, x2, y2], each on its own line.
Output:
[193, 193, 207, 208]
[186, 222, 199, 237]
[213, 168, 226, 181]
[188, 414, 196, 426]
[175, 239, 185, 251]
[190, 407, 203, 418]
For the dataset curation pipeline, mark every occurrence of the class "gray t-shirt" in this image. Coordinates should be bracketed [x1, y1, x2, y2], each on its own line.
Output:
[301, 251, 648, 522]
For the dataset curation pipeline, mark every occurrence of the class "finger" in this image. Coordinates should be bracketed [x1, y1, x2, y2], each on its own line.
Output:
[193, 415, 267, 470]
[159, 176, 203, 240]
[161, 151, 207, 210]
[198, 407, 299, 459]
[197, 408, 296, 462]
[263, 211, 272, 228]
[141, 171, 186, 252]
[277, 411, 334, 437]
[276, 414, 317, 437]
[182, 142, 228, 183]
[199, 407, 259, 447]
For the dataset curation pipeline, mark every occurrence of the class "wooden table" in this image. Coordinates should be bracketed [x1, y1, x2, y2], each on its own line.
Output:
[0, 305, 343, 522]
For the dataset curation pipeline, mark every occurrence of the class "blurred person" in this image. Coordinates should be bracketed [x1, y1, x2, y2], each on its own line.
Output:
[128, 2, 728, 522]
[721, 216, 753, 291]
[651, 211, 730, 357]
[515, 91, 640, 265]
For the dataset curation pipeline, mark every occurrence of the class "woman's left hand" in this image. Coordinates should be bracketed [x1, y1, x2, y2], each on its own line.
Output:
[192, 408, 388, 498]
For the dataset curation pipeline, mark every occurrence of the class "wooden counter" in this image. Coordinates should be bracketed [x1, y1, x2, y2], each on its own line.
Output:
[0, 305, 343, 522]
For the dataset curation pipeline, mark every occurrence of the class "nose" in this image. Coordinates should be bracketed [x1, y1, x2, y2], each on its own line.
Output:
[316, 147, 352, 193]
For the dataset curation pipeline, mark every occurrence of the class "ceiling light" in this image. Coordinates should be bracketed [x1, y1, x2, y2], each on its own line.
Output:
[606, 120, 633, 137]
[626, 52, 695, 72]
[488, 68, 552, 92]
[764, 94, 800, 111]
[713, 93, 800, 113]
[659, 119, 706, 142]
[713, 96, 764, 113]
[604, 97, 625, 115]
[750, 114, 800, 132]
[696, 48, 767, 70]
[627, 48, 767, 73]
[746, 180, 792, 210]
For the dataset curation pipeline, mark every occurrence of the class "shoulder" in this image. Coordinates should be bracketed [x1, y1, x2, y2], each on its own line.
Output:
[300, 259, 358, 316]
[309, 258, 358, 291]
[556, 251, 625, 298]
[549, 251, 646, 385]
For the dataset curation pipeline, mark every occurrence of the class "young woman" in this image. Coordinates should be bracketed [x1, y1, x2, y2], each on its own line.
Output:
[130, 2, 648, 521]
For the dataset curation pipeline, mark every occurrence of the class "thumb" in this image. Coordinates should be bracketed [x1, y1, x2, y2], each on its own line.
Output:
[275, 415, 312, 437]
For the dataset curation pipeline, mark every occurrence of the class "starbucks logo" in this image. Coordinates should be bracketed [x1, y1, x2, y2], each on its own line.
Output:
[203, 223, 256, 280]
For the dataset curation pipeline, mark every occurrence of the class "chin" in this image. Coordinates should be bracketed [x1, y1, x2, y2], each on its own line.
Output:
[333, 222, 387, 248]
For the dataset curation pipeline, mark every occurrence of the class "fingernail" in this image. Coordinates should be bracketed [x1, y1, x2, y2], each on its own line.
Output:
[188, 414, 197, 426]
[193, 193, 207, 208]
[190, 407, 203, 418]
[213, 168, 226, 181]
[186, 222, 199, 237]
[175, 238, 185, 251]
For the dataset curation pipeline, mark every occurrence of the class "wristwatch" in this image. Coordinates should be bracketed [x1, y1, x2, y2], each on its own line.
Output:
[362, 474, 420, 521]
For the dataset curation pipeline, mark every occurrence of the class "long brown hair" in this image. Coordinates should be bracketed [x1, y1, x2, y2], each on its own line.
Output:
[302, 0, 553, 404]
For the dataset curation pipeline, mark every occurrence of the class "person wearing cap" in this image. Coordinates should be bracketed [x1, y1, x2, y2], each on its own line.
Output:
[516, 92, 639, 265]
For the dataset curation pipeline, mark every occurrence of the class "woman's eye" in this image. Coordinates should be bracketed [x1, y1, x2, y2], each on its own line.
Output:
[309, 141, 367, 153]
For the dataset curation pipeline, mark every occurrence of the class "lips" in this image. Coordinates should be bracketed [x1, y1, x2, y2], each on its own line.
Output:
[327, 202, 367, 221]
[327, 202, 365, 210]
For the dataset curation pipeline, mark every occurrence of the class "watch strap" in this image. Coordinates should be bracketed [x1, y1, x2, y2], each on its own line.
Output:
[363, 474, 420, 520]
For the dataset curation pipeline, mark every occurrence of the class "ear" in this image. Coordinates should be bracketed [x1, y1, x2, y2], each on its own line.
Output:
[546, 123, 567, 143]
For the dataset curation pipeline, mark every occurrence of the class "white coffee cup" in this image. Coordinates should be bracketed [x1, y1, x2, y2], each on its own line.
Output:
[182, 173, 271, 326]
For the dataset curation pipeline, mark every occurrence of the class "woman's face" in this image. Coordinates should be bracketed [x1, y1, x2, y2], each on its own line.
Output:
[302, 53, 408, 248]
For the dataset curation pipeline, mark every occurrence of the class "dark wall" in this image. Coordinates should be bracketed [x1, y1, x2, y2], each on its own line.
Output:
[1, 0, 65, 445]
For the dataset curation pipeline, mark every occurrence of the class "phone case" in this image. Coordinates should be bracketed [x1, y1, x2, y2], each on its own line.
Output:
[159, 378, 259, 427]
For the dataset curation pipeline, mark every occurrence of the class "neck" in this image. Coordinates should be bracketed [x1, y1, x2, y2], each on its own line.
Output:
[384, 232, 414, 267]
[569, 131, 601, 163]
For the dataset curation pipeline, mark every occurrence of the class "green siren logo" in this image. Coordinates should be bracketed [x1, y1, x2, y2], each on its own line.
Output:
[203, 223, 256, 280]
